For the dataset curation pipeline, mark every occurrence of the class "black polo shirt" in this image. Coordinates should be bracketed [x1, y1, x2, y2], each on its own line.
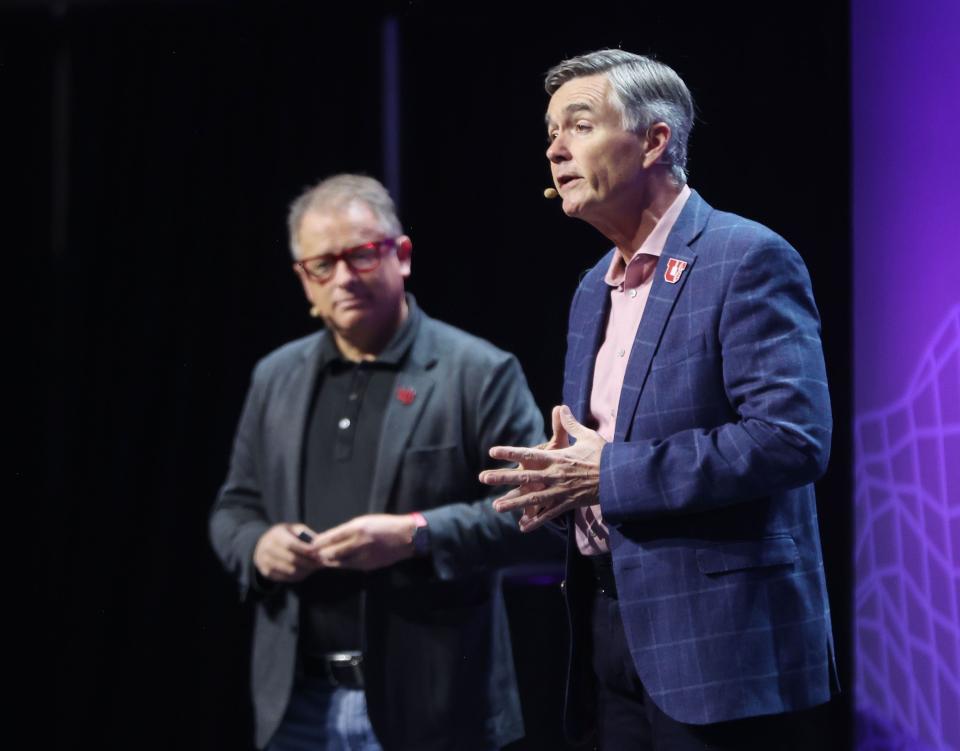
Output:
[297, 301, 421, 658]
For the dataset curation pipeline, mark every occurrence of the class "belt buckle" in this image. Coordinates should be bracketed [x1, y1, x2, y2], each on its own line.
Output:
[325, 651, 364, 690]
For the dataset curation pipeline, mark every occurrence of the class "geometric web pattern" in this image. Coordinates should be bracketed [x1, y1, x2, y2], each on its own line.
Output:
[854, 306, 960, 751]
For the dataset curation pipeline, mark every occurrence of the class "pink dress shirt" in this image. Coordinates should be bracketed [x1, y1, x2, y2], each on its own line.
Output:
[575, 185, 692, 555]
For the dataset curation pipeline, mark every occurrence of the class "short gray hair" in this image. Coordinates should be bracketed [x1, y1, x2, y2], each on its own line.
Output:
[545, 49, 694, 184]
[287, 174, 402, 259]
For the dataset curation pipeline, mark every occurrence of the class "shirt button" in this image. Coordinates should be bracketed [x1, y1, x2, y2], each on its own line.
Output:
[338, 417, 351, 430]
[348, 392, 359, 401]
[629, 288, 638, 298]
[617, 348, 625, 357]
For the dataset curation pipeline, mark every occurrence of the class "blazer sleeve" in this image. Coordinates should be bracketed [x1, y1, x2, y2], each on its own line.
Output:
[208, 367, 273, 600]
[599, 234, 832, 523]
[423, 355, 560, 579]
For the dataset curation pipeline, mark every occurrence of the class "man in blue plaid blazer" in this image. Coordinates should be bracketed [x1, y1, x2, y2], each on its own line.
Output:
[480, 50, 838, 749]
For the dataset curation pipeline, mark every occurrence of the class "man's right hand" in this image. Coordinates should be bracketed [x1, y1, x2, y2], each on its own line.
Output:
[253, 523, 321, 583]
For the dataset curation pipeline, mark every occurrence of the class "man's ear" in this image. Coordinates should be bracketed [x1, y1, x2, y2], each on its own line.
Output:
[396, 235, 413, 277]
[644, 122, 672, 168]
[396, 235, 413, 261]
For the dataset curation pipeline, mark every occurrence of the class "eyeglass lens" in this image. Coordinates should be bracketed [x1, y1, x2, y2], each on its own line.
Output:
[303, 242, 386, 280]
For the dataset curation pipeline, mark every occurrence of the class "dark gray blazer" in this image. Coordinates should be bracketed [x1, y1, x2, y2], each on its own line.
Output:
[210, 302, 546, 750]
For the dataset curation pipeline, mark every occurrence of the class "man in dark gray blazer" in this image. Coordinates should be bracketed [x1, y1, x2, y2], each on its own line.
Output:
[210, 174, 547, 751]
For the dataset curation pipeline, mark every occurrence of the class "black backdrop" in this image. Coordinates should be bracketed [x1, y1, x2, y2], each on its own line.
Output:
[11, 1, 851, 748]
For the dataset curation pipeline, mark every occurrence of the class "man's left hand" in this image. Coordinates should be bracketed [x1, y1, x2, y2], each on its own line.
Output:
[311, 513, 417, 571]
[479, 405, 605, 532]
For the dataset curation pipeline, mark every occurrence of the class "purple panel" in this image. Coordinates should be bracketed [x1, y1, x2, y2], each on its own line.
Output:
[853, 2, 960, 749]
[853, 0, 960, 415]
[854, 309, 960, 750]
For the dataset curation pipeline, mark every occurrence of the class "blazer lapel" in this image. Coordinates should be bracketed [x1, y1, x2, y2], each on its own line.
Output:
[566, 257, 614, 423]
[367, 337, 437, 514]
[614, 191, 710, 442]
[277, 333, 326, 521]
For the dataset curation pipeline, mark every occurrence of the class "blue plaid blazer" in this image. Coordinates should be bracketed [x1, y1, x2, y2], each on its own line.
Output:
[562, 190, 838, 727]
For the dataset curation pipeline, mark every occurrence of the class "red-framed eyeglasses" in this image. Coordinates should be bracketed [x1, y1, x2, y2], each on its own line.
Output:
[293, 238, 400, 284]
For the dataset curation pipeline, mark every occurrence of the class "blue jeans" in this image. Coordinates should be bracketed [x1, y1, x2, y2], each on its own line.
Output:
[267, 677, 383, 751]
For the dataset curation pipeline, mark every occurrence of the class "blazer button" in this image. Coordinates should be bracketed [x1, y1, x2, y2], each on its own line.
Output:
[559, 579, 567, 593]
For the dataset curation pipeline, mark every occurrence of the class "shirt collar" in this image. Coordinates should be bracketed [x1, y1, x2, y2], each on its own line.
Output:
[604, 184, 692, 288]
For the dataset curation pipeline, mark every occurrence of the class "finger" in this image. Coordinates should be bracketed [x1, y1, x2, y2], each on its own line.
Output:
[269, 540, 313, 563]
[315, 555, 343, 569]
[518, 512, 549, 533]
[518, 499, 570, 532]
[481, 468, 543, 486]
[317, 537, 361, 563]
[491, 483, 547, 511]
[309, 523, 355, 551]
[552, 405, 564, 435]
[480, 466, 551, 487]
[289, 523, 319, 545]
[558, 404, 589, 439]
[270, 547, 317, 571]
[519, 507, 540, 526]
[490, 486, 527, 507]
[323, 548, 371, 571]
[550, 405, 570, 448]
[487, 446, 555, 466]
[284, 539, 317, 556]
[493, 488, 556, 513]
[270, 527, 314, 556]
[518, 512, 545, 532]
[256, 544, 312, 580]
[518, 501, 553, 531]
[291, 549, 319, 567]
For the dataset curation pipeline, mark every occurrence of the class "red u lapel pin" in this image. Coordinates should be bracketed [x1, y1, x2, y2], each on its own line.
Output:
[664, 258, 688, 284]
[395, 386, 416, 405]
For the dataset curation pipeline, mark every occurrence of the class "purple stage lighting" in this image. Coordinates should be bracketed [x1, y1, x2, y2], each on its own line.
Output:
[853, 0, 960, 749]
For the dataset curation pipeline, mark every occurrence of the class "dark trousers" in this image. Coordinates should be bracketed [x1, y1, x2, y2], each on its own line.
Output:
[590, 586, 828, 751]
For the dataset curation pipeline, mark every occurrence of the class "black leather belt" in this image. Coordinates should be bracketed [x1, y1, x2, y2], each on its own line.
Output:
[589, 553, 618, 599]
[303, 651, 365, 690]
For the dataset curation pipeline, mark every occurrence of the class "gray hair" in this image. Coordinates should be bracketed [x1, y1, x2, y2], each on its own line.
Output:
[287, 174, 402, 259]
[545, 49, 694, 184]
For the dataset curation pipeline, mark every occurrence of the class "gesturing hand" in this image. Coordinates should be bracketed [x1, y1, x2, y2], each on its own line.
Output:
[253, 523, 322, 582]
[311, 513, 418, 572]
[479, 405, 606, 532]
